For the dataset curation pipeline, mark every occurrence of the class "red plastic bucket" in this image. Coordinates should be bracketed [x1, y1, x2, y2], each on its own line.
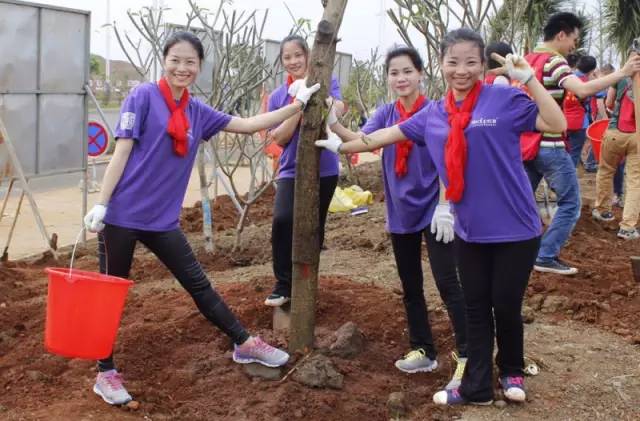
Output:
[586, 119, 610, 162]
[44, 267, 133, 359]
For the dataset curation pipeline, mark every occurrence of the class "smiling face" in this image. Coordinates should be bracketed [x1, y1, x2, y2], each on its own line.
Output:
[440, 41, 484, 97]
[163, 41, 200, 96]
[387, 55, 422, 98]
[281, 40, 308, 79]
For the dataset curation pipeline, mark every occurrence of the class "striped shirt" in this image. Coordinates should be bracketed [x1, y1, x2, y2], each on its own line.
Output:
[534, 45, 574, 141]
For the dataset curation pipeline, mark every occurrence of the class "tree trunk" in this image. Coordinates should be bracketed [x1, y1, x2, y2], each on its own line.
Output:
[288, 0, 348, 353]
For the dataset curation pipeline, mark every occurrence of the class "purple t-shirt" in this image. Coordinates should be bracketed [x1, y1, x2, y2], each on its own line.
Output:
[268, 77, 342, 179]
[362, 101, 437, 234]
[105, 82, 232, 231]
[399, 84, 542, 243]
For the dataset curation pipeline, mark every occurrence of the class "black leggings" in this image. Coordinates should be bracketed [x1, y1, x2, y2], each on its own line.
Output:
[271, 176, 338, 296]
[97, 224, 250, 372]
[390, 228, 467, 360]
[455, 236, 540, 402]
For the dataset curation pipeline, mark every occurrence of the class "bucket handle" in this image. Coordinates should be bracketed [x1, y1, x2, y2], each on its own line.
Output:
[67, 227, 108, 283]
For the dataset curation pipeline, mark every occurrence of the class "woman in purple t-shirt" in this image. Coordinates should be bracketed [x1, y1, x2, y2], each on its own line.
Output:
[83, 31, 320, 406]
[263, 35, 345, 306]
[317, 29, 566, 406]
[328, 46, 468, 389]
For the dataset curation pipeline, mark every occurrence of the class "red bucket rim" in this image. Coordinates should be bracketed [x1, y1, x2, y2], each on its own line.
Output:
[586, 119, 609, 142]
[45, 267, 134, 285]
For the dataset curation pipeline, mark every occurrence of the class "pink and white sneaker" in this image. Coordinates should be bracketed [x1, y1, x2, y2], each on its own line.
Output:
[232, 336, 289, 367]
[93, 369, 132, 405]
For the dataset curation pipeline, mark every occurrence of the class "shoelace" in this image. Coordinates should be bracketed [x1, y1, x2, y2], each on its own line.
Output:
[103, 372, 125, 391]
[451, 352, 466, 379]
[403, 348, 426, 361]
[506, 376, 524, 387]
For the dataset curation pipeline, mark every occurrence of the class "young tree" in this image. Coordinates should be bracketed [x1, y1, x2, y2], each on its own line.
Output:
[288, 0, 349, 352]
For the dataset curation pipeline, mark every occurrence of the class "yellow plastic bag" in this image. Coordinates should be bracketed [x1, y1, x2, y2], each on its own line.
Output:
[329, 185, 373, 213]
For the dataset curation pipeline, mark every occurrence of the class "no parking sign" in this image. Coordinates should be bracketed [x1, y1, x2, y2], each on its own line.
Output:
[87, 121, 109, 157]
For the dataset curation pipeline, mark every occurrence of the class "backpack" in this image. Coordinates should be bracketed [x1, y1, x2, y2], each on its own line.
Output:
[519, 52, 553, 161]
[562, 74, 589, 130]
[618, 84, 636, 133]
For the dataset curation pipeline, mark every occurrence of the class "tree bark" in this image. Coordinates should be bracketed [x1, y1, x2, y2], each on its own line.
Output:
[288, 0, 348, 353]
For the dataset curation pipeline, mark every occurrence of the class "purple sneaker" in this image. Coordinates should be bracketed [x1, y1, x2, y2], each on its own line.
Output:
[93, 369, 132, 405]
[500, 375, 526, 402]
[232, 336, 289, 367]
[433, 388, 493, 406]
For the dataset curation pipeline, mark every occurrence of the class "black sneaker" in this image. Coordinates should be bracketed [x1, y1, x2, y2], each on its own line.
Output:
[264, 294, 291, 307]
[533, 259, 578, 275]
[591, 208, 615, 222]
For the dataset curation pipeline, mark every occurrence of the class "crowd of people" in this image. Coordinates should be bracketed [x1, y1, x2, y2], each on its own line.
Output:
[82, 10, 639, 410]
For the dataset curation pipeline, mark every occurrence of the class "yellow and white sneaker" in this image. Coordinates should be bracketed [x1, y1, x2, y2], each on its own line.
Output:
[445, 352, 467, 390]
[394, 348, 438, 373]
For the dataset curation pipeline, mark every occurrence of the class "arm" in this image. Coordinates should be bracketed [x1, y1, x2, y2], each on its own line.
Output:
[605, 86, 617, 111]
[562, 53, 640, 98]
[268, 111, 303, 146]
[526, 76, 567, 133]
[97, 139, 134, 205]
[336, 125, 405, 154]
[224, 101, 304, 134]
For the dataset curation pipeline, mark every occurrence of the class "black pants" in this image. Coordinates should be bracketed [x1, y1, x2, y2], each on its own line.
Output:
[455, 236, 540, 402]
[390, 228, 467, 360]
[97, 224, 250, 372]
[271, 176, 338, 296]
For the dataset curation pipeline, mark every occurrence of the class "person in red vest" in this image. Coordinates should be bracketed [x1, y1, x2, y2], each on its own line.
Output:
[522, 12, 640, 275]
[593, 54, 640, 240]
[565, 55, 598, 167]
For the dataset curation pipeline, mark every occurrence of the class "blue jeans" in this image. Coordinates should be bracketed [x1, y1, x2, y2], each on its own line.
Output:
[525, 147, 581, 263]
[584, 146, 598, 171]
[567, 129, 587, 167]
[614, 161, 625, 196]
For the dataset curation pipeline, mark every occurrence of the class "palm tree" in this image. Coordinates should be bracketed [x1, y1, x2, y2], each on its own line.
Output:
[488, 0, 564, 54]
[604, 0, 640, 61]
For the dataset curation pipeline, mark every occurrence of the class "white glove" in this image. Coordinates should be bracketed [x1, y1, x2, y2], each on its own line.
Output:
[288, 79, 321, 106]
[315, 133, 343, 154]
[505, 53, 534, 84]
[84, 204, 107, 233]
[430, 203, 454, 243]
[325, 97, 338, 126]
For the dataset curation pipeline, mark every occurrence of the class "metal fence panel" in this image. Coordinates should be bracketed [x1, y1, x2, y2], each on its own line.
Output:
[40, 8, 87, 91]
[0, 3, 38, 91]
[0, 94, 37, 174]
[37, 95, 84, 173]
[0, 0, 89, 178]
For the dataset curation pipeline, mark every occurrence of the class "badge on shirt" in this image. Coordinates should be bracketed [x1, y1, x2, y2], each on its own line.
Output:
[120, 112, 136, 130]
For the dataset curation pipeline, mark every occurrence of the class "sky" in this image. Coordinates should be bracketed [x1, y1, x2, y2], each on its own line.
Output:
[34, 0, 599, 63]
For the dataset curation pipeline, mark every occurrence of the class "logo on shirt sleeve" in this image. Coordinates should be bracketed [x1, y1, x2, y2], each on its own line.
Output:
[120, 112, 136, 130]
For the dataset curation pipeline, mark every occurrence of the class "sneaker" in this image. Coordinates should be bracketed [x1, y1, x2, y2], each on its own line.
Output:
[499, 376, 526, 402]
[534, 259, 578, 275]
[617, 228, 640, 240]
[394, 348, 438, 373]
[264, 294, 290, 307]
[433, 388, 493, 406]
[592, 208, 615, 222]
[445, 352, 467, 390]
[612, 195, 624, 208]
[232, 336, 289, 367]
[93, 369, 132, 405]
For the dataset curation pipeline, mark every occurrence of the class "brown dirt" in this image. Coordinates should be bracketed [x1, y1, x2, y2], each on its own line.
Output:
[1, 162, 640, 420]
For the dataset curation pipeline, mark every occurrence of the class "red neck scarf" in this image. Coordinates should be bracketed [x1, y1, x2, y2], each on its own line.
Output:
[443, 81, 482, 202]
[158, 77, 190, 157]
[395, 95, 426, 177]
